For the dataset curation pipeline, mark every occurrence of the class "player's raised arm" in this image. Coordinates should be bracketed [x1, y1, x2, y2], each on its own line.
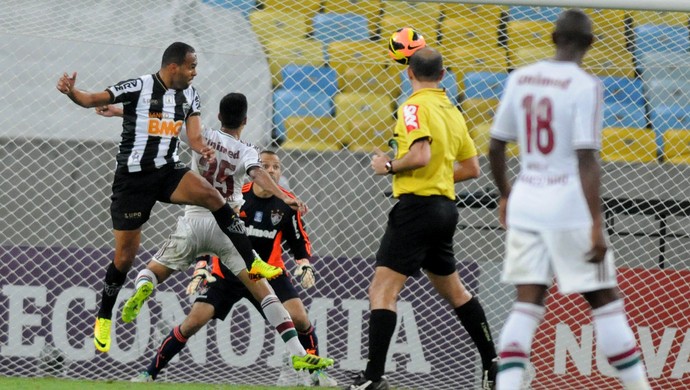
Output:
[248, 167, 307, 214]
[95, 104, 123, 117]
[56, 72, 112, 108]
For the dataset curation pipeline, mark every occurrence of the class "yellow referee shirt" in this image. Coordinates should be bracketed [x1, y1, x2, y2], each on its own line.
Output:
[391, 88, 477, 200]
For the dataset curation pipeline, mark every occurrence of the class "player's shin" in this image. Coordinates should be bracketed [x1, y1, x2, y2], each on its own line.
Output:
[211, 204, 255, 266]
[496, 302, 544, 390]
[261, 294, 305, 356]
[146, 325, 188, 381]
[97, 261, 128, 319]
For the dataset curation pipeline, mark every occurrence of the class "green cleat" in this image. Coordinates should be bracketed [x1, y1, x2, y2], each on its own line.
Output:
[248, 258, 283, 281]
[121, 281, 153, 323]
[94, 317, 112, 353]
[291, 353, 335, 371]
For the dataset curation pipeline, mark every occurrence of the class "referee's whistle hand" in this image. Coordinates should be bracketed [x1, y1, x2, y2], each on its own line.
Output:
[371, 148, 389, 175]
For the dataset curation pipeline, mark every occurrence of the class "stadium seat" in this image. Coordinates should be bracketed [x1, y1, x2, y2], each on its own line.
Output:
[603, 102, 647, 129]
[651, 104, 690, 134]
[327, 40, 399, 96]
[440, 16, 500, 50]
[444, 46, 507, 89]
[379, 13, 440, 44]
[264, 38, 325, 86]
[440, 3, 505, 22]
[509, 46, 554, 69]
[461, 98, 499, 133]
[463, 72, 508, 100]
[382, 1, 442, 22]
[645, 79, 690, 108]
[631, 10, 690, 27]
[397, 68, 459, 106]
[280, 65, 339, 98]
[250, 10, 309, 46]
[323, 0, 382, 36]
[334, 92, 395, 152]
[470, 122, 519, 157]
[260, 0, 321, 17]
[506, 20, 554, 55]
[582, 47, 635, 78]
[638, 52, 690, 84]
[584, 8, 627, 52]
[633, 24, 690, 62]
[273, 89, 334, 140]
[508, 6, 562, 22]
[600, 76, 645, 107]
[203, 0, 257, 16]
[281, 116, 346, 152]
[601, 128, 657, 163]
[663, 129, 690, 164]
[312, 13, 370, 46]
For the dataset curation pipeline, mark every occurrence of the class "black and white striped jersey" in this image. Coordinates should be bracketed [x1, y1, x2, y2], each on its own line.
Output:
[106, 72, 201, 173]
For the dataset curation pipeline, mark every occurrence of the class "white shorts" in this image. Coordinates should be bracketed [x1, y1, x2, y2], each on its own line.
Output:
[152, 215, 246, 276]
[502, 227, 617, 294]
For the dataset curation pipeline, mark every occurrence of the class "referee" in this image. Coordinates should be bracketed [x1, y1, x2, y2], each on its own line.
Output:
[348, 47, 498, 390]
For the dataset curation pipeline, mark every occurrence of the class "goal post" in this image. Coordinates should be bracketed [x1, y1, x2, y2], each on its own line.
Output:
[1, 1, 690, 389]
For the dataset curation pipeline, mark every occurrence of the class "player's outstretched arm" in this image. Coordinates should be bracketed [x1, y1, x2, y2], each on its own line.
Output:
[249, 167, 307, 214]
[185, 115, 215, 161]
[577, 149, 607, 263]
[95, 104, 123, 117]
[56, 72, 112, 108]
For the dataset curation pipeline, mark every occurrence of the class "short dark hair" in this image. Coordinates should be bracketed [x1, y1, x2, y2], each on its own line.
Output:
[552, 9, 594, 50]
[161, 42, 195, 67]
[219, 93, 248, 129]
[409, 47, 443, 82]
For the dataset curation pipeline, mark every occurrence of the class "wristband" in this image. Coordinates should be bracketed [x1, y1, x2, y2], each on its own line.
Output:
[385, 160, 395, 174]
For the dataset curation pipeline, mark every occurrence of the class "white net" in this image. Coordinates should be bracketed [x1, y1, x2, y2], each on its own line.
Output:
[2, 0, 690, 389]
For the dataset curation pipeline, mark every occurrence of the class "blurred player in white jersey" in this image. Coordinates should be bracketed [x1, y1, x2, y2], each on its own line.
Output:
[488, 9, 650, 390]
[99, 93, 334, 373]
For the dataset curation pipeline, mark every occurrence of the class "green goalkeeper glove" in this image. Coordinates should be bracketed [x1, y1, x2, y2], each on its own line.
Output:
[186, 258, 217, 295]
[294, 259, 316, 289]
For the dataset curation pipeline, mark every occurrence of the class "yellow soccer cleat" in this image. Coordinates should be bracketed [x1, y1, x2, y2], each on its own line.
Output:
[292, 353, 335, 371]
[248, 258, 283, 281]
[122, 281, 154, 323]
[94, 317, 112, 353]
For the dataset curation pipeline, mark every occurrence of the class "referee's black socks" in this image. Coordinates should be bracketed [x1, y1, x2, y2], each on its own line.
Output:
[454, 296, 498, 371]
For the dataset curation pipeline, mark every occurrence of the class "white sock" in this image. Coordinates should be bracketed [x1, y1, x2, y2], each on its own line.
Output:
[497, 302, 545, 390]
[135, 269, 157, 290]
[261, 294, 305, 357]
[592, 300, 650, 389]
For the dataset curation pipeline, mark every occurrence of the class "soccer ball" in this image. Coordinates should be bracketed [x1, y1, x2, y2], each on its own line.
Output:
[388, 27, 427, 65]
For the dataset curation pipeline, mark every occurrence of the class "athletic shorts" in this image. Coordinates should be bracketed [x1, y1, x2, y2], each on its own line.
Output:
[195, 272, 299, 320]
[152, 215, 246, 276]
[376, 194, 459, 277]
[110, 163, 190, 230]
[502, 227, 617, 294]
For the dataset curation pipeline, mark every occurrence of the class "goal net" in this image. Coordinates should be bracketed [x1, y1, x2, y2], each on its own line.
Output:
[1, 0, 690, 389]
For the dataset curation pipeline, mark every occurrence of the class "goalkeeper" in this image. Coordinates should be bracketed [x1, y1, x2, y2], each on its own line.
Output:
[129, 150, 335, 386]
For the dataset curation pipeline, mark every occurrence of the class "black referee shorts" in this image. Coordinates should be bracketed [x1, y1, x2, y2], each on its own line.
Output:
[110, 163, 190, 230]
[376, 194, 459, 277]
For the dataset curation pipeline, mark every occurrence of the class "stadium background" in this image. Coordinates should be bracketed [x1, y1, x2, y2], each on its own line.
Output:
[2, 0, 690, 388]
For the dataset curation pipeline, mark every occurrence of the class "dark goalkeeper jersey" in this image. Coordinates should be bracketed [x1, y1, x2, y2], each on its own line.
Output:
[240, 182, 311, 270]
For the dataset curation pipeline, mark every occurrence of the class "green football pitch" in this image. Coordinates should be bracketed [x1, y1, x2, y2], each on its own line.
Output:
[0, 376, 310, 390]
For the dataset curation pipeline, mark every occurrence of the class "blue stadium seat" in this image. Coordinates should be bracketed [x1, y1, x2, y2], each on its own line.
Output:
[509, 6, 562, 22]
[633, 24, 690, 61]
[463, 72, 508, 99]
[280, 65, 339, 98]
[600, 76, 645, 107]
[639, 52, 690, 82]
[645, 79, 690, 108]
[603, 103, 647, 129]
[651, 104, 690, 134]
[202, 0, 256, 16]
[397, 68, 459, 107]
[312, 13, 369, 45]
[273, 89, 334, 140]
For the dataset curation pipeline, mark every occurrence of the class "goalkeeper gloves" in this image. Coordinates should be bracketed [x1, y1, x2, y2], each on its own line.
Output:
[294, 259, 316, 289]
[186, 257, 217, 295]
